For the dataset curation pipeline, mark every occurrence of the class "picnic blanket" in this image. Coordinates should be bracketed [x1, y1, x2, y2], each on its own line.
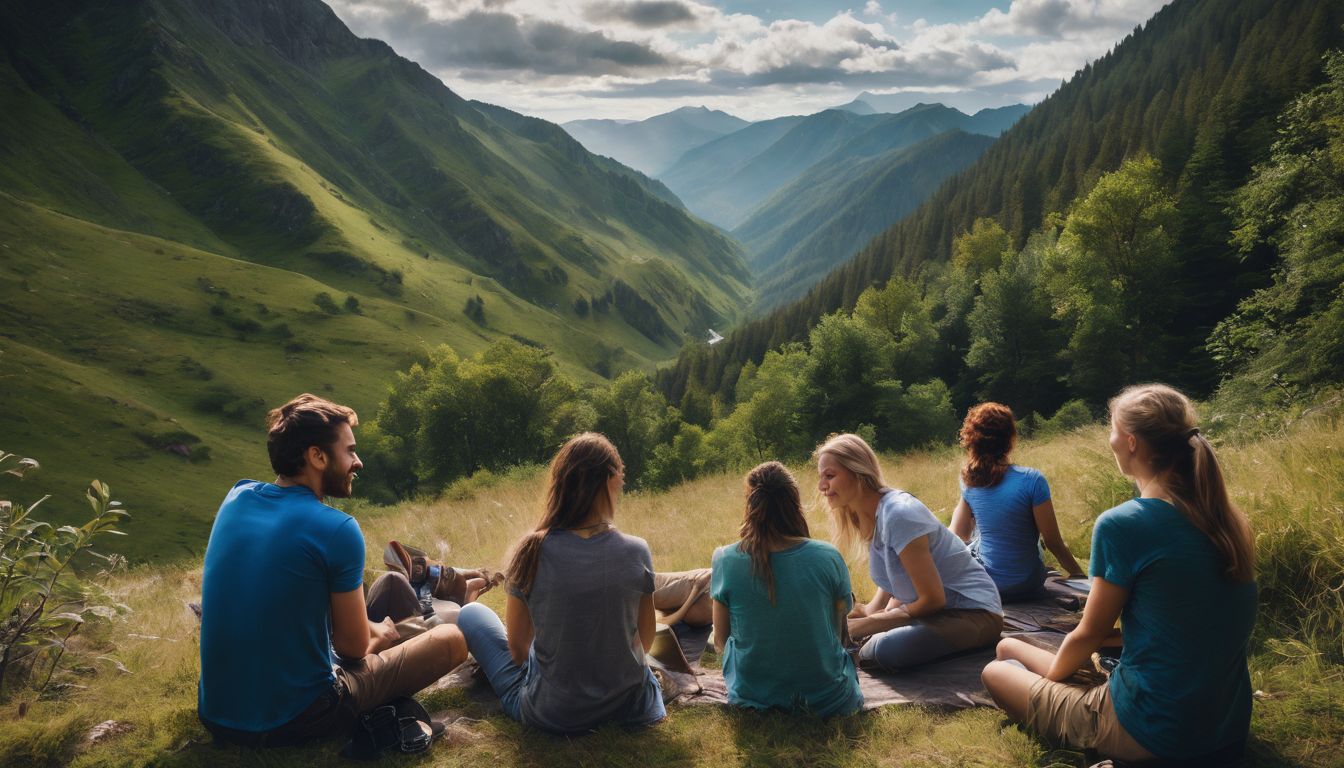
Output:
[672, 576, 1086, 711]
[427, 577, 1088, 715]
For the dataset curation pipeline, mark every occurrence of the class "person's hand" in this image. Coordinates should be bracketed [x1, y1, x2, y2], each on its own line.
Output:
[847, 616, 870, 640]
[369, 617, 399, 653]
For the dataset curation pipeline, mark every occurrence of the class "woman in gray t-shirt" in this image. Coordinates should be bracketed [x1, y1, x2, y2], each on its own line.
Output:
[457, 433, 665, 733]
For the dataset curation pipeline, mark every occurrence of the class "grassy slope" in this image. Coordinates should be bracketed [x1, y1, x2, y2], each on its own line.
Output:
[0, 0, 751, 560]
[1, 415, 1338, 767]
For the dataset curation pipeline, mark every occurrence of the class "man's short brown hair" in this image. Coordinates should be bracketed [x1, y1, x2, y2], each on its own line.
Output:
[266, 394, 359, 477]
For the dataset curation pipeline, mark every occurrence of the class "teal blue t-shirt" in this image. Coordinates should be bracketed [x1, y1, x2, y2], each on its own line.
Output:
[1090, 498, 1257, 758]
[199, 481, 365, 731]
[711, 539, 862, 716]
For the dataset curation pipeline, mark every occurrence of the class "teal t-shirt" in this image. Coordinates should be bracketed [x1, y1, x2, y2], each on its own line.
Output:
[710, 539, 862, 716]
[199, 481, 365, 731]
[1090, 498, 1257, 758]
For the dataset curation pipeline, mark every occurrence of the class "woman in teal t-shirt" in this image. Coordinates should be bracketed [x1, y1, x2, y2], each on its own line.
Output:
[981, 384, 1257, 763]
[710, 462, 862, 716]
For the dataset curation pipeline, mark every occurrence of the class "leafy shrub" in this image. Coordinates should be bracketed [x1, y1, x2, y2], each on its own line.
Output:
[0, 453, 129, 699]
[312, 292, 340, 315]
[1033, 399, 1095, 437]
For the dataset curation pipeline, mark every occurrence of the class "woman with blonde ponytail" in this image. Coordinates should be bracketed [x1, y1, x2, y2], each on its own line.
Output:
[982, 384, 1257, 764]
[709, 462, 862, 716]
[457, 434, 664, 733]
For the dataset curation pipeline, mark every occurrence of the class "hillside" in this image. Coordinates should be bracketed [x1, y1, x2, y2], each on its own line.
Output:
[2, 414, 1340, 766]
[660, 104, 1024, 231]
[658, 0, 1344, 407]
[737, 130, 995, 310]
[0, 0, 750, 561]
[563, 106, 749, 176]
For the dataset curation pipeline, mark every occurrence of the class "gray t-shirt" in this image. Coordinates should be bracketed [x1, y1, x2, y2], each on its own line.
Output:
[508, 528, 658, 732]
[868, 490, 1002, 615]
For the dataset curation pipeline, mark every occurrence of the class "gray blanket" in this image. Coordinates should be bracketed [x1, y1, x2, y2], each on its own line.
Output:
[672, 578, 1085, 710]
[430, 579, 1087, 715]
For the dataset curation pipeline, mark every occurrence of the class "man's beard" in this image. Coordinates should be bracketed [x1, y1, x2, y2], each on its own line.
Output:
[321, 461, 354, 498]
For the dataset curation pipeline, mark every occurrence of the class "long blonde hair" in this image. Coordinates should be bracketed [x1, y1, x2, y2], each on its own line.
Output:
[1109, 384, 1255, 582]
[813, 433, 889, 556]
[506, 433, 623, 595]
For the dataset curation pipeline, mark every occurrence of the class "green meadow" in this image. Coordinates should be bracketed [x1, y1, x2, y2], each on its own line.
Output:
[1, 413, 1339, 767]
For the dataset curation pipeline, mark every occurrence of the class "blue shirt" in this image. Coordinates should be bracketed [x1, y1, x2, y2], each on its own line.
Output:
[198, 480, 365, 731]
[869, 490, 1001, 615]
[711, 539, 862, 716]
[960, 465, 1051, 587]
[1091, 498, 1257, 758]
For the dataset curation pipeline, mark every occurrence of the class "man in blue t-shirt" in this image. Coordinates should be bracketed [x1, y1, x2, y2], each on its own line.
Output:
[198, 394, 467, 746]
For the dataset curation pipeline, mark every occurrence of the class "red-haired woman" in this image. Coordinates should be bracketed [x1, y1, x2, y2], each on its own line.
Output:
[981, 384, 1257, 763]
[456, 433, 664, 733]
[951, 403, 1084, 600]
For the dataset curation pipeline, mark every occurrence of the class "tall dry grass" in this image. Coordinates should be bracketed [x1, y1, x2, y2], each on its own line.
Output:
[1, 411, 1340, 766]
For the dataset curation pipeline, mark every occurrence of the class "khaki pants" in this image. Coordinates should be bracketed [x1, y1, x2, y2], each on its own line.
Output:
[1026, 677, 1156, 763]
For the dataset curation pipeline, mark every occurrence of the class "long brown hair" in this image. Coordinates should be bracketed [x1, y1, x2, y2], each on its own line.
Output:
[813, 433, 888, 556]
[1109, 384, 1255, 582]
[506, 433, 623, 596]
[960, 402, 1016, 488]
[739, 462, 810, 604]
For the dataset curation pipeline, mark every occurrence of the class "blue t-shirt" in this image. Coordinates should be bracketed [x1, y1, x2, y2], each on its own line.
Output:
[1090, 498, 1257, 758]
[711, 539, 862, 716]
[869, 490, 1001, 615]
[198, 480, 365, 731]
[960, 465, 1051, 587]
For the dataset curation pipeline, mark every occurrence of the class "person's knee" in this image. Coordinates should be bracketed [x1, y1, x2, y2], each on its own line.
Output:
[428, 624, 467, 665]
[457, 600, 489, 628]
[995, 637, 1026, 661]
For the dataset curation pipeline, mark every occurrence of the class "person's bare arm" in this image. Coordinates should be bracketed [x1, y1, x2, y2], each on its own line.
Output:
[505, 593, 535, 666]
[1033, 499, 1085, 577]
[712, 598, 731, 653]
[1045, 577, 1127, 681]
[850, 588, 891, 619]
[848, 535, 946, 638]
[331, 588, 396, 658]
[951, 498, 976, 543]
[638, 592, 656, 653]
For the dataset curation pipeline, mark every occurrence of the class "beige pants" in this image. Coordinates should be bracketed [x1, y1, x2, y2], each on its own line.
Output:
[1026, 677, 1156, 763]
[337, 628, 458, 715]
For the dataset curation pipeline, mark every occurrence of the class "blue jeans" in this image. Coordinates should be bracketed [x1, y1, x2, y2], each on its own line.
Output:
[858, 608, 1002, 670]
[457, 602, 526, 720]
[456, 602, 666, 730]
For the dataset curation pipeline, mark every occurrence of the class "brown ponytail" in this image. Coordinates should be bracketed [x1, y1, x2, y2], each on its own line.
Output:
[739, 462, 809, 604]
[1110, 384, 1255, 582]
[506, 433, 623, 595]
[960, 402, 1016, 488]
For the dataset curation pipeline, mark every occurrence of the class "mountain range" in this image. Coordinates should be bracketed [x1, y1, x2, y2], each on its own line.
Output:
[659, 103, 1029, 231]
[563, 106, 749, 176]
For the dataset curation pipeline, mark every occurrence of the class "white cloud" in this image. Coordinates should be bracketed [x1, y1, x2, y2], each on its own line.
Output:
[325, 0, 1173, 121]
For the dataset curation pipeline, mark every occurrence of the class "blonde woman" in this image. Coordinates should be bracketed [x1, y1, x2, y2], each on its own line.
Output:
[981, 384, 1257, 764]
[816, 434, 1002, 671]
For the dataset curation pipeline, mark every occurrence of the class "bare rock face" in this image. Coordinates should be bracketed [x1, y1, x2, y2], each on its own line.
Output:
[87, 720, 134, 745]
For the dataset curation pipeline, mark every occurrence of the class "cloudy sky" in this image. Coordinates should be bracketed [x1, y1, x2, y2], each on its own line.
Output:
[326, 0, 1172, 122]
